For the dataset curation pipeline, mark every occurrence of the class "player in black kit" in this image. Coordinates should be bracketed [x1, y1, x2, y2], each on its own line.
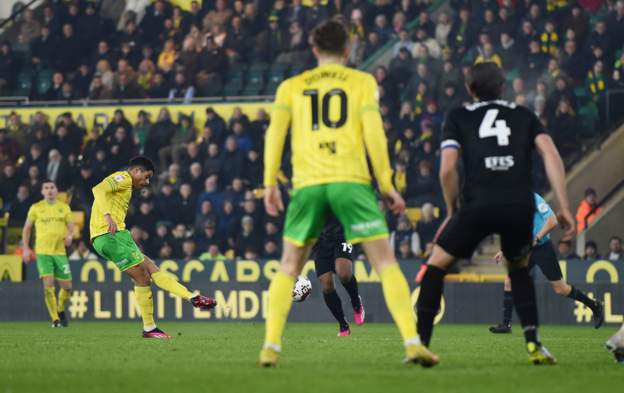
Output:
[311, 215, 365, 336]
[414, 62, 576, 366]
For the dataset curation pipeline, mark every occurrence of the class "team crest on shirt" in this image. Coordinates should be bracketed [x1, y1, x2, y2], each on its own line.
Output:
[114, 174, 125, 182]
[538, 203, 549, 213]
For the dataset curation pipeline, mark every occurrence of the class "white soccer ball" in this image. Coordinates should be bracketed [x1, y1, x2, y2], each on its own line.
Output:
[292, 275, 312, 302]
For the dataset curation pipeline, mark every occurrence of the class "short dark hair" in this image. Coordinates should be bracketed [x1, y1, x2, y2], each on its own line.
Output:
[468, 62, 505, 100]
[41, 179, 56, 187]
[584, 187, 597, 197]
[129, 156, 155, 172]
[312, 20, 348, 55]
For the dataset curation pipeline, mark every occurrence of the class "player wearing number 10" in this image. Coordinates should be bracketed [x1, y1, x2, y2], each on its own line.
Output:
[259, 20, 438, 367]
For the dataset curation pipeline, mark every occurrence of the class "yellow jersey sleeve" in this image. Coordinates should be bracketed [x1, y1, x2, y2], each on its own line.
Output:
[26, 205, 38, 223]
[264, 80, 292, 187]
[64, 204, 73, 224]
[360, 75, 394, 194]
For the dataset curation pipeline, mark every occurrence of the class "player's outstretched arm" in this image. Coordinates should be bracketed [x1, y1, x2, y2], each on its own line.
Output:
[535, 134, 575, 239]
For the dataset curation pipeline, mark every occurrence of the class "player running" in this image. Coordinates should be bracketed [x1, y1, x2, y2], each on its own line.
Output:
[606, 324, 624, 364]
[415, 62, 576, 366]
[489, 192, 603, 333]
[22, 180, 74, 328]
[259, 20, 437, 367]
[90, 156, 216, 338]
[311, 215, 365, 336]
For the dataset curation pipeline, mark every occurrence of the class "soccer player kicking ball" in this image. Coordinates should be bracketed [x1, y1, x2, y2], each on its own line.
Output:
[259, 20, 437, 367]
[489, 193, 604, 333]
[416, 62, 575, 366]
[22, 180, 74, 328]
[90, 156, 216, 338]
[311, 216, 365, 336]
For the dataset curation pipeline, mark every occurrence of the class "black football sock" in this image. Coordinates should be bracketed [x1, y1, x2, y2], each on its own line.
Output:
[416, 265, 446, 347]
[567, 285, 597, 309]
[508, 267, 540, 345]
[323, 290, 348, 329]
[503, 290, 513, 326]
[340, 276, 361, 310]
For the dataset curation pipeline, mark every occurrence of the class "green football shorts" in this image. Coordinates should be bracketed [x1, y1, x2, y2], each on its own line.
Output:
[92, 230, 144, 271]
[283, 182, 389, 246]
[37, 255, 72, 280]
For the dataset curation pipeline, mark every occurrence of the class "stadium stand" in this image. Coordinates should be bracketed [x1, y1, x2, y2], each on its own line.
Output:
[0, 0, 623, 261]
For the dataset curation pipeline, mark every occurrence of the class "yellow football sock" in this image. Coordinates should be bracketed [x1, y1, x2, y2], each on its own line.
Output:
[264, 271, 296, 349]
[134, 286, 156, 330]
[44, 287, 59, 322]
[57, 288, 71, 312]
[380, 263, 418, 342]
[151, 271, 194, 300]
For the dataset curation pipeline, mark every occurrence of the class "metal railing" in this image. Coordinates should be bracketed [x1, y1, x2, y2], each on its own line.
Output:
[2, 95, 275, 108]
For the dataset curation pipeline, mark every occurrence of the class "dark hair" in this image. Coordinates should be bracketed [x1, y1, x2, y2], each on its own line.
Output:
[129, 156, 155, 172]
[584, 187, 597, 197]
[468, 62, 505, 100]
[312, 20, 348, 55]
[41, 179, 56, 187]
[585, 241, 598, 250]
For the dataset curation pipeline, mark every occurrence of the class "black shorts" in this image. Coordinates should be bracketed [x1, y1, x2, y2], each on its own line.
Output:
[529, 240, 563, 281]
[311, 237, 354, 277]
[437, 204, 533, 261]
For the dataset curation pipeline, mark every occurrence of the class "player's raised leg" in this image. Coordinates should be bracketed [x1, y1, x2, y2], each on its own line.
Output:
[550, 280, 603, 328]
[335, 258, 364, 326]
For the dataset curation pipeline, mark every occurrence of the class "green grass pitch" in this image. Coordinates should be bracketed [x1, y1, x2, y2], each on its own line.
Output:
[0, 322, 621, 393]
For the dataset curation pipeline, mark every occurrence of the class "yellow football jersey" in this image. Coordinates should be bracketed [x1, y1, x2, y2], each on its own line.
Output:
[26, 200, 72, 255]
[90, 171, 133, 239]
[264, 63, 394, 193]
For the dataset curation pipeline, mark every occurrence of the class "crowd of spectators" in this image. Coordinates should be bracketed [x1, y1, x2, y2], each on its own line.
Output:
[0, 0, 436, 101]
[1, 0, 624, 261]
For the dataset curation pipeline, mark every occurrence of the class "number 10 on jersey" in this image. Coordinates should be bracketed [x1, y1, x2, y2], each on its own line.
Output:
[304, 89, 348, 130]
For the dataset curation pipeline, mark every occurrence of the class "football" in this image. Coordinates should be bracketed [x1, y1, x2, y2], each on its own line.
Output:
[292, 275, 312, 302]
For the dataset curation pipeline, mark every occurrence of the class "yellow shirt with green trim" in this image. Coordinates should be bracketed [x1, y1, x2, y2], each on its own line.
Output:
[89, 171, 133, 239]
[26, 200, 72, 255]
[264, 63, 394, 193]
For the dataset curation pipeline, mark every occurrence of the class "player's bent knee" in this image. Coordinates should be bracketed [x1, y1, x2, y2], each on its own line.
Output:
[318, 274, 335, 292]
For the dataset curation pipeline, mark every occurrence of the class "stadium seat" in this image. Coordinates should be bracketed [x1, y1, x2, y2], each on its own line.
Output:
[14, 72, 33, 96]
[199, 79, 223, 97]
[223, 79, 243, 96]
[35, 69, 53, 97]
[242, 71, 265, 96]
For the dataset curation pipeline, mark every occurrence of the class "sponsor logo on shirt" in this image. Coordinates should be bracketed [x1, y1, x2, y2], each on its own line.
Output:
[484, 155, 514, 171]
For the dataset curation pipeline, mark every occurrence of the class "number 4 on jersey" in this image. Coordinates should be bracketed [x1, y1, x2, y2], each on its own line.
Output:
[479, 109, 511, 146]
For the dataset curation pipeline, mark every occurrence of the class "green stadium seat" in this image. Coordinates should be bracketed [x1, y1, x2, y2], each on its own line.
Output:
[35, 69, 53, 97]
[223, 79, 243, 96]
[248, 62, 269, 74]
[15, 72, 33, 96]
